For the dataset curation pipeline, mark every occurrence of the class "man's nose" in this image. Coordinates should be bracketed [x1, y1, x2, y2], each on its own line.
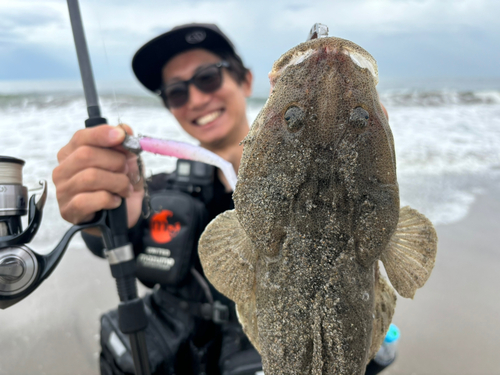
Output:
[187, 84, 211, 109]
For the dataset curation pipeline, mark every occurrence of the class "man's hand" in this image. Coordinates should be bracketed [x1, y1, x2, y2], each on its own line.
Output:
[52, 124, 144, 234]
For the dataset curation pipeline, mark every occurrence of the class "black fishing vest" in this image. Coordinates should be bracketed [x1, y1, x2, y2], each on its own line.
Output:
[133, 159, 233, 289]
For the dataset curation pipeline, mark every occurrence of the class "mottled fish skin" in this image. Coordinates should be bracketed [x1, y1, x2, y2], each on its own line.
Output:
[236, 37, 398, 375]
[200, 36, 437, 375]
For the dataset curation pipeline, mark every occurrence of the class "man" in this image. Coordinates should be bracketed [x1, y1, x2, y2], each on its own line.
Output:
[54, 24, 260, 375]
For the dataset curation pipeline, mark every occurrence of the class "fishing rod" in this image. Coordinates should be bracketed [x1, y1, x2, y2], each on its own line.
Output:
[66, 1, 151, 374]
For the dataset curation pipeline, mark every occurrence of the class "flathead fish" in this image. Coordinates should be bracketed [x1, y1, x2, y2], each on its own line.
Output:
[199, 36, 437, 374]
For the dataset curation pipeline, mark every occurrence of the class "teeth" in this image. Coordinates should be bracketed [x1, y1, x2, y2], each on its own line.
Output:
[196, 110, 223, 126]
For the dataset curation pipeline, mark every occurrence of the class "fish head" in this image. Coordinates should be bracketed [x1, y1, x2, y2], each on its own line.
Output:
[234, 37, 398, 260]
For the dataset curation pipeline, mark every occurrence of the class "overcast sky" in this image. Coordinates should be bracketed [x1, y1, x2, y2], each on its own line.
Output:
[0, 0, 499, 95]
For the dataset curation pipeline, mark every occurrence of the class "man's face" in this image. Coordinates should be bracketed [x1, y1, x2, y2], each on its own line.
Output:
[162, 49, 252, 151]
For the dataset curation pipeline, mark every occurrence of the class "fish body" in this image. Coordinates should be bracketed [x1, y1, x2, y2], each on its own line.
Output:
[199, 37, 437, 374]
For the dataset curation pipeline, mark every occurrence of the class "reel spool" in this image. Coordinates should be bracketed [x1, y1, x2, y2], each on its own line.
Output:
[0, 156, 24, 184]
[0, 157, 28, 235]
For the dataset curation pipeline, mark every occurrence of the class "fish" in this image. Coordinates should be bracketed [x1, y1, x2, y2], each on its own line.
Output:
[198, 36, 438, 375]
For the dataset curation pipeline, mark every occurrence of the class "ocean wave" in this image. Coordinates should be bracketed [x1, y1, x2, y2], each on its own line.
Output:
[390, 103, 500, 175]
[2, 88, 499, 111]
[1, 87, 500, 229]
[378, 89, 500, 107]
[0, 93, 162, 111]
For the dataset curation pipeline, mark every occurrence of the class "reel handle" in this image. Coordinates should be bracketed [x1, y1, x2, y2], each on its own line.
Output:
[0, 182, 110, 310]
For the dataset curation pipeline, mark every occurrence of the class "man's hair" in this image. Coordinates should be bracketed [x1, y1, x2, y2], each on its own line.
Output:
[213, 49, 250, 85]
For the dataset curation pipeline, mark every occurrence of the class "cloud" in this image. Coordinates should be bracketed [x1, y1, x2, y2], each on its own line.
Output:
[0, 1, 69, 48]
[0, 0, 499, 94]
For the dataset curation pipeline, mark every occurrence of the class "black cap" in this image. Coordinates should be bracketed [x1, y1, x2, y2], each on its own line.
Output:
[132, 23, 240, 93]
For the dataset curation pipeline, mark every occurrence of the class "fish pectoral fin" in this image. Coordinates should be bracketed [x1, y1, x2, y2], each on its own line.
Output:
[381, 206, 438, 299]
[198, 210, 260, 350]
[235, 294, 260, 353]
[198, 209, 258, 305]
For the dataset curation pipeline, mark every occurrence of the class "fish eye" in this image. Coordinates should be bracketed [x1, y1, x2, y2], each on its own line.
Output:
[284, 105, 305, 132]
[349, 107, 370, 129]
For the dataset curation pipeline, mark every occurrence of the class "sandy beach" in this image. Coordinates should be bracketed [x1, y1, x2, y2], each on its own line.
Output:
[385, 180, 500, 375]
[0, 180, 499, 375]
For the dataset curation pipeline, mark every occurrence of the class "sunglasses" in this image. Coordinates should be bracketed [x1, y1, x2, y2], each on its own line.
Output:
[160, 61, 230, 108]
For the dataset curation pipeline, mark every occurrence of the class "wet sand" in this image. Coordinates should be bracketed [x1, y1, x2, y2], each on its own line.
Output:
[1, 184, 499, 374]
[0, 237, 123, 375]
[385, 182, 500, 375]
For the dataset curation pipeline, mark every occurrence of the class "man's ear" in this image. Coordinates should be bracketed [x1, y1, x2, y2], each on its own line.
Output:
[242, 70, 253, 97]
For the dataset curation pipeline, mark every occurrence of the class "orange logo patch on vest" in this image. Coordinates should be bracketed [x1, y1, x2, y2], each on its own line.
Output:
[150, 210, 181, 244]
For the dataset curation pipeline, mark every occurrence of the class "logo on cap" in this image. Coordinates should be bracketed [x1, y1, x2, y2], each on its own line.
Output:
[185, 30, 206, 44]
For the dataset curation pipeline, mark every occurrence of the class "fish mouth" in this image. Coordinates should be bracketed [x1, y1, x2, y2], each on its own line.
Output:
[193, 109, 224, 126]
[269, 42, 378, 90]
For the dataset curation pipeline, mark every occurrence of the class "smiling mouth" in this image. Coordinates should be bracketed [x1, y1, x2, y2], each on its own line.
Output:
[194, 109, 224, 126]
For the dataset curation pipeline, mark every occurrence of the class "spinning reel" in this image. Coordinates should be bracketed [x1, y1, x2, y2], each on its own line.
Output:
[0, 156, 108, 309]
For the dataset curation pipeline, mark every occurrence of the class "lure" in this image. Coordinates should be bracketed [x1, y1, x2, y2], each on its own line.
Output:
[122, 135, 238, 191]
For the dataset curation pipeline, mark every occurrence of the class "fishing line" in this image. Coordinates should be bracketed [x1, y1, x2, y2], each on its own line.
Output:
[0, 162, 23, 185]
[86, 2, 122, 125]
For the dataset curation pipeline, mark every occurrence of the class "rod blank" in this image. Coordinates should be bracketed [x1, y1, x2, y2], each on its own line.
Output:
[67, 0, 101, 119]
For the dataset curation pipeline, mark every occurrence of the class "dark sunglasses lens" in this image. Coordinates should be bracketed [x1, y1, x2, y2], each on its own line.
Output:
[165, 83, 188, 108]
[193, 66, 223, 93]
[163, 64, 225, 108]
